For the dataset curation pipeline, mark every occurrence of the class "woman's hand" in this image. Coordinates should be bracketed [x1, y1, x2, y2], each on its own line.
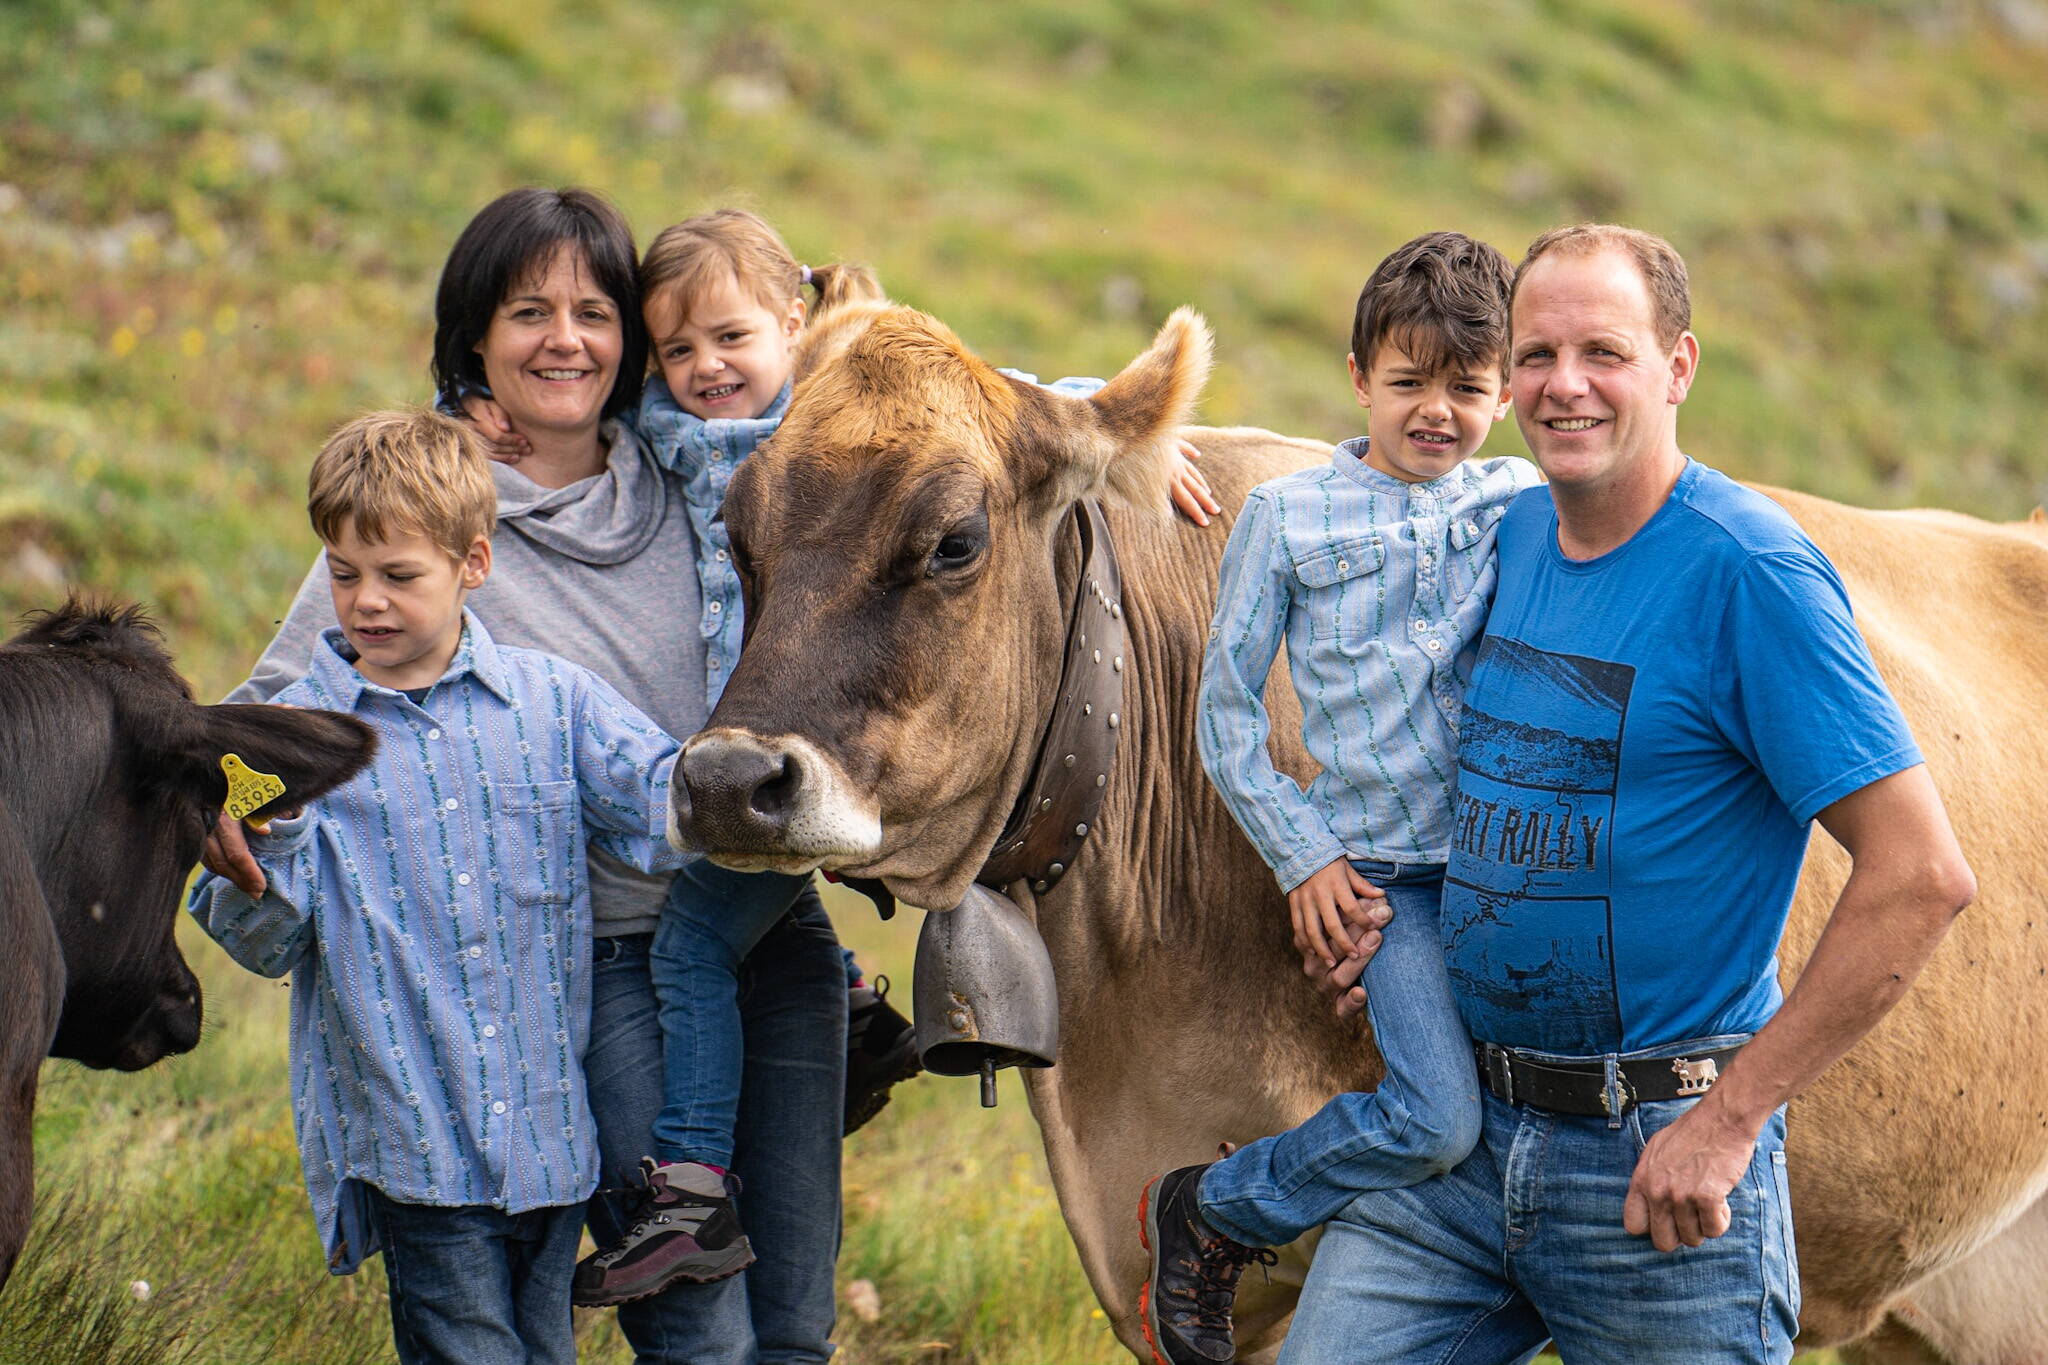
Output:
[456, 394, 531, 464]
[1168, 438, 1221, 526]
[201, 810, 267, 898]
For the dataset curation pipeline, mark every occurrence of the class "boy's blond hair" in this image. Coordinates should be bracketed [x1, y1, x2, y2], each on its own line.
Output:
[307, 408, 495, 559]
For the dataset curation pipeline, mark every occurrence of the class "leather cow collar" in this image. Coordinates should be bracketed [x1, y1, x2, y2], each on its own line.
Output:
[976, 499, 1127, 896]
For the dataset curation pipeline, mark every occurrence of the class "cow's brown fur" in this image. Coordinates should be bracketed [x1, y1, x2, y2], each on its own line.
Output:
[707, 305, 2048, 1363]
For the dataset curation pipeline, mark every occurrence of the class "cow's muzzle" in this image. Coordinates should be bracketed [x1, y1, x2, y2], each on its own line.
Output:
[671, 729, 882, 873]
[104, 982, 203, 1072]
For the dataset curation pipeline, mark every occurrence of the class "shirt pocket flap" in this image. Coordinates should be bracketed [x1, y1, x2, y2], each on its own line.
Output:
[499, 780, 577, 814]
[1448, 506, 1505, 551]
[1293, 534, 1385, 589]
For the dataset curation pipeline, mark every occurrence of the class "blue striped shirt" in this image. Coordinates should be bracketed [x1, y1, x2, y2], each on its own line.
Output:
[1198, 439, 1541, 889]
[636, 371, 1106, 711]
[191, 611, 685, 1273]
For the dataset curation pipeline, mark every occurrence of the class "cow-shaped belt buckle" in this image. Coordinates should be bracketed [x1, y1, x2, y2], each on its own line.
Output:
[1671, 1055, 1720, 1097]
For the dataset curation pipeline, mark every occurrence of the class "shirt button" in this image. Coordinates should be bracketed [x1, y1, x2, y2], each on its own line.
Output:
[444, 798, 459, 811]
[457, 873, 472, 887]
[708, 601, 722, 613]
[1414, 621, 1428, 632]
[427, 728, 442, 740]
[714, 549, 728, 562]
[482, 1025, 497, 1039]
[491, 1101, 506, 1115]
[468, 946, 484, 959]
[1427, 640, 1443, 652]
[1337, 559, 1349, 573]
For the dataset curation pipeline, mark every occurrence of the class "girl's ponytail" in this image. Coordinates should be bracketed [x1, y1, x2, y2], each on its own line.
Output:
[803, 262, 885, 320]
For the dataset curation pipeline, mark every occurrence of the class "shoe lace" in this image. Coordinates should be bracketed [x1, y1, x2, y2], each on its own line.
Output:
[1172, 1235, 1278, 1330]
[592, 1169, 744, 1268]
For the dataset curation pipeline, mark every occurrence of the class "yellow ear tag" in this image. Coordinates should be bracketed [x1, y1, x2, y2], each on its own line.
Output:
[221, 754, 287, 833]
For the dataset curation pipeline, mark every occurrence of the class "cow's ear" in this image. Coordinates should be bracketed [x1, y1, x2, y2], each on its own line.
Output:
[188, 705, 377, 820]
[1014, 307, 1212, 516]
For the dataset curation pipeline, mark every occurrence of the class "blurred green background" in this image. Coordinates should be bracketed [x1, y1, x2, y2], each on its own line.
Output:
[5, 0, 2047, 696]
[5, 0, 2043, 1359]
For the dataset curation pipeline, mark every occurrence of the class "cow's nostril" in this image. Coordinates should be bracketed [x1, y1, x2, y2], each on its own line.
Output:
[749, 754, 802, 820]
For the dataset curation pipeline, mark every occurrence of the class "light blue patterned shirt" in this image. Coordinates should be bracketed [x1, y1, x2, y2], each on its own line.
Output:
[191, 611, 685, 1273]
[636, 370, 1105, 710]
[1198, 439, 1541, 890]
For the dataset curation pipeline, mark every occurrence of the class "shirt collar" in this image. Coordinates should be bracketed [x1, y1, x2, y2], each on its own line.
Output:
[306, 608, 515, 710]
[1332, 435, 1471, 502]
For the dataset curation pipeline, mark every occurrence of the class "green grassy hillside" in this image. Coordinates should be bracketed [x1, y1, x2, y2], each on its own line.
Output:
[4, 0, 2047, 691]
[4, 1, 2039, 1359]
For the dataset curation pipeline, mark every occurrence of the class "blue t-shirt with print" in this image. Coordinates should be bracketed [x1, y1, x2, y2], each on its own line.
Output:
[1443, 460, 1922, 1055]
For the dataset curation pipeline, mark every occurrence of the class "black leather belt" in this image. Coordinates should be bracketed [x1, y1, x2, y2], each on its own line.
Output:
[1475, 1041, 1745, 1117]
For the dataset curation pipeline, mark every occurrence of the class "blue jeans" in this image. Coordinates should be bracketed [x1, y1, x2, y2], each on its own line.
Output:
[1280, 1045, 1797, 1365]
[1200, 862, 1479, 1248]
[649, 862, 815, 1168]
[365, 1188, 583, 1365]
[587, 898, 845, 1365]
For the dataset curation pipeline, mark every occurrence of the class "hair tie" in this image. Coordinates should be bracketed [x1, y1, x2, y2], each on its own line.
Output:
[800, 264, 814, 286]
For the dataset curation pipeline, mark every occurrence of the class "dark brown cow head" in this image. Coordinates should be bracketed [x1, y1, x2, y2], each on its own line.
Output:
[670, 295, 1210, 909]
[0, 601, 374, 1070]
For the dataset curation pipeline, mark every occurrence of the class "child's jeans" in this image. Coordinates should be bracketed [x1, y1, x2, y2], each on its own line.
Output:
[647, 860, 814, 1168]
[1198, 861, 1481, 1248]
[365, 1188, 583, 1365]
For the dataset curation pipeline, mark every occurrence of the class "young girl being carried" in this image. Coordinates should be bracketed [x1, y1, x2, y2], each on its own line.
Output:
[476, 208, 1218, 1306]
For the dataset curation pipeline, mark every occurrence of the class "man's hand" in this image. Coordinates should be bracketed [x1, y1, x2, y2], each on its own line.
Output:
[456, 393, 531, 463]
[1167, 438, 1221, 527]
[1287, 858, 1385, 967]
[1298, 895, 1389, 1020]
[1622, 1098, 1757, 1251]
[201, 810, 266, 898]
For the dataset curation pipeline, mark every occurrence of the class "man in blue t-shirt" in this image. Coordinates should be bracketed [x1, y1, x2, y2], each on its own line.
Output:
[1281, 226, 1976, 1365]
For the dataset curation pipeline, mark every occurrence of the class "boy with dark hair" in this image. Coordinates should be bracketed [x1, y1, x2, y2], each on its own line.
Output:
[1137, 232, 1539, 1365]
[193, 408, 690, 1365]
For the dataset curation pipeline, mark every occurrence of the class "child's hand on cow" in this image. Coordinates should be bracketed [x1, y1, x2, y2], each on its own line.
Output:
[1168, 438, 1220, 526]
[1287, 858, 1387, 969]
[456, 393, 530, 463]
[202, 810, 267, 898]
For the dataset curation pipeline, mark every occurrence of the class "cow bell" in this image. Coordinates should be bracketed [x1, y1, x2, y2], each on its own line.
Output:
[913, 883, 1059, 1108]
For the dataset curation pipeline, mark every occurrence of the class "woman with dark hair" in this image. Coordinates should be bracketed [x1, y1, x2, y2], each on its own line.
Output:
[205, 186, 844, 1365]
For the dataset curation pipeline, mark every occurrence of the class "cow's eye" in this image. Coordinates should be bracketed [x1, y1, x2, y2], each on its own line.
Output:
[928, 531, 982, 574]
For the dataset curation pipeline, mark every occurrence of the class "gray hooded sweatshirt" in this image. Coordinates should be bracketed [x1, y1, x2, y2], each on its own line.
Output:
[231, 422, 707, 937]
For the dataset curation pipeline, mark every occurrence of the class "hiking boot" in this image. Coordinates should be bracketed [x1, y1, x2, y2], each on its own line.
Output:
[845, 975, 921, 1135]
[1137, 1164, 1276, 1365]
[571, 1159, 755, 1307]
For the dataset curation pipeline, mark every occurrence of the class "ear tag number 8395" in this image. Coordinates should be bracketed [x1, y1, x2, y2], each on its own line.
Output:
[221, 753, 287, 833]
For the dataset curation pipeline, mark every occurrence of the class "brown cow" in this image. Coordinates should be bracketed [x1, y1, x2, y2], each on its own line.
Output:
[670, 288, 2048, 1364]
